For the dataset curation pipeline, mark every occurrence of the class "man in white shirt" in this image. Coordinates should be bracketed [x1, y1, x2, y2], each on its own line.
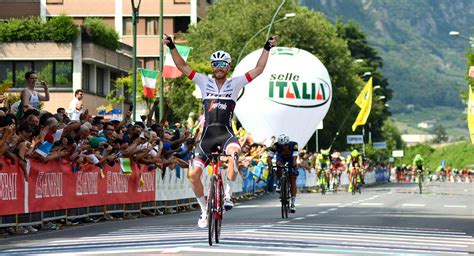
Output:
[69, 89, 84, 121]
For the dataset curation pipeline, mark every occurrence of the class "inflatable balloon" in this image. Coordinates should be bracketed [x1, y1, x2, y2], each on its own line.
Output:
[232, 47, 332, 149]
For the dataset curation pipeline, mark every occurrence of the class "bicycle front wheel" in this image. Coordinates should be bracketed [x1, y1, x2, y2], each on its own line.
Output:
[215, 178, 224, 243]
[208, 176, 217, 246]
[280, 176, 288, 219]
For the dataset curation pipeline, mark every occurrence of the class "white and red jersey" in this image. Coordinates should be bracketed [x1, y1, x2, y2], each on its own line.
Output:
[188, 70, 252, 129]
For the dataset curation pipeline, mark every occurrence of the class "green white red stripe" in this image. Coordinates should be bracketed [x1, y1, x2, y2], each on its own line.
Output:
[163, 45, 191, 78]
[139, 68, 158, 98]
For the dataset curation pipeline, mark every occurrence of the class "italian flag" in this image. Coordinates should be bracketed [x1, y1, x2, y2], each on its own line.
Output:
[140, 68, 158, 99]
[163, 45, 191, 78]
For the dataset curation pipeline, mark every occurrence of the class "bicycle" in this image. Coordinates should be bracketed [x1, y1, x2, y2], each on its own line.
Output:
[350, 170, 361, 195]
[275, 164, 291, 219]
[317, 169, 328, 195]
[330, 169, 339, 194]
[206, 149, 232, 246]
[416, 169, 423, 194]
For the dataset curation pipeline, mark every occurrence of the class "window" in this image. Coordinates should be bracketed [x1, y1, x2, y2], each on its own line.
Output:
[123, 17, 132, 35]
[0, 62, 13, 86]
[14, 62, 32, 88]
[82, 64, 90, 91]
[146, 17, 159, 35]
[174, 17, 190, 33]
[96, 67, 105, 96]
[55, 61, 72, 87]
[35, 61, 53, 86]
[110, 72, 119, 98]
[0, 61, 72, 88]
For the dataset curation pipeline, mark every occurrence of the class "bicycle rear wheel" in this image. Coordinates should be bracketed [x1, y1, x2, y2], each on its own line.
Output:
[208, 176, 217, 246]
[280, 176, 288, 219]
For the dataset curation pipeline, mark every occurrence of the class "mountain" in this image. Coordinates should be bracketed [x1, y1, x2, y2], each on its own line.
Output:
[300, 0, 474, 138]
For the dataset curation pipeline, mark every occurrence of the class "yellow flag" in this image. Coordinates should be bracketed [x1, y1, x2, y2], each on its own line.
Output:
[352, 77, 373, 131]
[105, 104, 113, 113]
[468, 85, 474, 143]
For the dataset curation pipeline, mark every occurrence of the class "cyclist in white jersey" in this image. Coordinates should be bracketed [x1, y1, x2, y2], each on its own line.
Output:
[164, 34, 277, 228]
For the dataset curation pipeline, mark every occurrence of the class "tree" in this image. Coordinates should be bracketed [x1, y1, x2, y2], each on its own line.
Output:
[336, 20, 394, 144]
[432, 124, 449, 144]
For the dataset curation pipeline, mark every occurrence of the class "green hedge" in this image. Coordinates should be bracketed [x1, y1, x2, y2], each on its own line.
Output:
[83, 17, 120, 51]
[0, 16, 78, 42]
[0, 16, 120, 51]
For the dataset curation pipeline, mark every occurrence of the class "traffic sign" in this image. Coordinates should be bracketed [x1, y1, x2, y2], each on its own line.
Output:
[392, 150, 404, 158]
[373, 141, 387, 149]
[389, 157, 395, 162]
[347, 135, 364, 144]
[441, 160, 446, 167]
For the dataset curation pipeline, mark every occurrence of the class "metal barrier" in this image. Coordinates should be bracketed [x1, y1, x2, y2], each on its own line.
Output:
[1, 163, 388, 229]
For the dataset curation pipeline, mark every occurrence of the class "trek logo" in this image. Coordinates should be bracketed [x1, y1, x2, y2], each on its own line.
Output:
[267, 73, 331, 108]
[206, 92, 232, 98]
[208, 100, 228, 112]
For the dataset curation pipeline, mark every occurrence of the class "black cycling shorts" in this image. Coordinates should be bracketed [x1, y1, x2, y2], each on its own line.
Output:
[193, 124, 240, 169]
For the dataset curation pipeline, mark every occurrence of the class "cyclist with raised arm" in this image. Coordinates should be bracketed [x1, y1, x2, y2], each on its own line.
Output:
[164, 34, 277, 228]
[267, 134, 299, 213]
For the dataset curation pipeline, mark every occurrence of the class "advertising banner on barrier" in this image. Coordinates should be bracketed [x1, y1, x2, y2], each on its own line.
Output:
[28, 159, 155, 213]
[0, 158, 25, 215]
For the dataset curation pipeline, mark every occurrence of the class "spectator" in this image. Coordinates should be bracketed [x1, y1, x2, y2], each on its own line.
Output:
[68, 89, 84, 121]
[17, 71, 50, 118]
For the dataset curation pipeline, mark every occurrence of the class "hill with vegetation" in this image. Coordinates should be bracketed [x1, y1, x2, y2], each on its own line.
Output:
[402, 142, 474, 169]
[300, 0, 474, 138]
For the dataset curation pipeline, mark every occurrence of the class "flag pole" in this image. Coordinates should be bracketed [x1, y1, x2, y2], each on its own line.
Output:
[131, 0, 141, 122]
[159, 0, 164, 123]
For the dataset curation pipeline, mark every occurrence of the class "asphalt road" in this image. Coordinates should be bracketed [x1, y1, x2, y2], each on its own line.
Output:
[0, 182, 473, 255]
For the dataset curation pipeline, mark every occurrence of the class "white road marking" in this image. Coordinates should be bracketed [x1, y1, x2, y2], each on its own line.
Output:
[236, 205, 259, 208]
[317, 203, 341, 206]
[402, 204, 426, 207]
[306, 214, 318, 217]
[161, 246, 192, 253]
[444, 205, 467, 208]
[319, 211, 328, 214]
[328, 208, 337, 211]
[294, 217, 305, 220]
[277, 221, 290, 224]
[360, 203, 384, 206]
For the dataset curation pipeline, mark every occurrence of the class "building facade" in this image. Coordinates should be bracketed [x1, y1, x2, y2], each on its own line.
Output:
[45, 0, 210, 70]
[0, 0, 211, 115]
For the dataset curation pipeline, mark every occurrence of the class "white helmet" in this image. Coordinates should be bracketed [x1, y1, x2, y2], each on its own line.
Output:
[277, 134, 290, 145]
[210, 50, 231, 63]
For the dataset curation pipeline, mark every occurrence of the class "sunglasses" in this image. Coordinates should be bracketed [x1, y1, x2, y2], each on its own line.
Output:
[211, 61, 229, 68]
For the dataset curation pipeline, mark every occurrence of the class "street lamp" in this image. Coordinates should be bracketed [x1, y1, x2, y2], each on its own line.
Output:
[354, 59, 364, 63]
[449, 31, 474, 47]
[378, 95, 386, 101]
[362, 71, 372, 77]
[373, 85, 382, 90]
[266, 0, 287, 40]
[236, 12, 296, 64]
